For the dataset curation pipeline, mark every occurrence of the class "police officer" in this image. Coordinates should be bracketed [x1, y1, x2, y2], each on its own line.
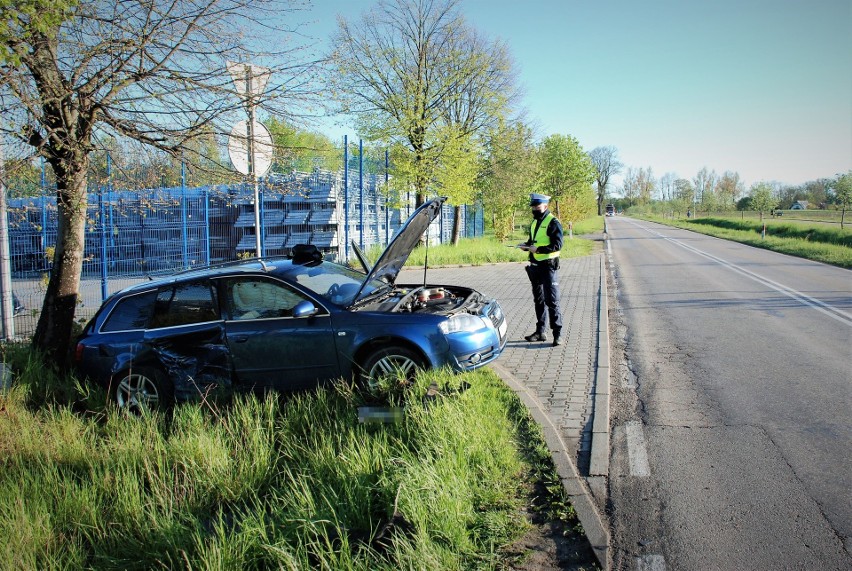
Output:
[520, 193, 563, 346]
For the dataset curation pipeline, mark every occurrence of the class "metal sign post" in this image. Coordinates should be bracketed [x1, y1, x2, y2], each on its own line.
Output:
[0, 142, 15, 340]
[227, 61, 271, 257]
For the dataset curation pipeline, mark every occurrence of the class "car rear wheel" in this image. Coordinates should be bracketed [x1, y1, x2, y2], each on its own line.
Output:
[360, 346, 424, 388]
[114, 367, 173, 413]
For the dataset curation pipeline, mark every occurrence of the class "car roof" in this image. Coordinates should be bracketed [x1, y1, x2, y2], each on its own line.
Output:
[114, 257, 308, 295]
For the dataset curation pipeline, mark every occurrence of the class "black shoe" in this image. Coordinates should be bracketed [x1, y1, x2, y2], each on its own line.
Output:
[524, 331, 547, 342]
[552, 336, 563, 347]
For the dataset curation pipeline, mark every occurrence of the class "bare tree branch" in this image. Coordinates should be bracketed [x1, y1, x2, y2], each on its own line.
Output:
[0, 0, 321, 361]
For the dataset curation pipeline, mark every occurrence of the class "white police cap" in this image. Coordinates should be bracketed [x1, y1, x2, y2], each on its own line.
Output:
[529, 193, 551, 206]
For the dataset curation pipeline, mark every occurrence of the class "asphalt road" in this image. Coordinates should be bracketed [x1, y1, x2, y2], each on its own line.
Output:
[604, 216, 851, 570]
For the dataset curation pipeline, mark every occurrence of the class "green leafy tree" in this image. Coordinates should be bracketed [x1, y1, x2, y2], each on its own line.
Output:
[832, 171, 852, 229]
[802, 178, 831, 208]
[327, 0, 516, 208]
[1, 0, 316, 364]
[432, 128, 479, 245]
[715, 171, 743, 210]
[537, 134, 596, 230]
[674, 178, 695, 216]
[0, 0, 76, 65]
[479, 120, 538, 241]
[265, 118, 340, 174]
[750, 182, 778, 221]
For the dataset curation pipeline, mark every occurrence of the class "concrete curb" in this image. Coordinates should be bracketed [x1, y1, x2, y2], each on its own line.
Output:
[489, 249, 612, 569]
[590, 254, 611, 477]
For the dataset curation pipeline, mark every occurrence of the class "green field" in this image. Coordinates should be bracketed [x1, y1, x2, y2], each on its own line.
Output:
[636, 213, 852, 269]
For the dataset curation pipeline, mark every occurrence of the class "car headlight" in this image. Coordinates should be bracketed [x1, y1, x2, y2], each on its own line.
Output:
[439, 313, 484, 335]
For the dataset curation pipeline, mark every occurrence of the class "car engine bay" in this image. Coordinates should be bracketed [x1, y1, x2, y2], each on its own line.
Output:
[357, 284, 482, 315]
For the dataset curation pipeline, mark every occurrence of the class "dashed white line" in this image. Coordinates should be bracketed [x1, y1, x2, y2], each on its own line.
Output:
[625, 219, 852, 327]
[625, 420, 651, 477]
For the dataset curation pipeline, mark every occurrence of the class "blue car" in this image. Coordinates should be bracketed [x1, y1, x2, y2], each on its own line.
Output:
[73, 198, 507, 411]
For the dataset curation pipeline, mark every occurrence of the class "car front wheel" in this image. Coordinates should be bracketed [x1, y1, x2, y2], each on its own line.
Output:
[114, 367, 173, 413]
[360, 346, 424, 388]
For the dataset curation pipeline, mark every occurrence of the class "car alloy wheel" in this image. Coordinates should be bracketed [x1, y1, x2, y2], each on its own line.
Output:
[362, 346, 423, 388]
[114, 367, 172, 412]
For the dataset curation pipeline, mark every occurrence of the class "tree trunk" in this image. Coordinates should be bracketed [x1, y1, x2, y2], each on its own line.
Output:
[32, 159, 89, 368]
[451, 205, 462, 246]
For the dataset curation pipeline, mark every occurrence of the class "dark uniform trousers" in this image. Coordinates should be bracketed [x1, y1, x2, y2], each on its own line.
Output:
[525, 257, 562, 335]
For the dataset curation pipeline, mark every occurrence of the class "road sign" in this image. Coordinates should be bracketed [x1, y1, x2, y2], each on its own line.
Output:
[226, 61, 270, 100]
[228, 120, 273, 178]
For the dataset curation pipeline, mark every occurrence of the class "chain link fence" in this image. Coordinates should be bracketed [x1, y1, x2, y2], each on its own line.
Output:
[4, 168, 483, 339]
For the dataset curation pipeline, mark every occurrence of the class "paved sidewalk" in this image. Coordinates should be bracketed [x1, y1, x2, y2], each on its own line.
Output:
[399, 251, 610, 566]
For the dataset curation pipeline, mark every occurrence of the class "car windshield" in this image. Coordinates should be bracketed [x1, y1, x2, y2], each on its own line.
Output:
[290, 261, 388, 306]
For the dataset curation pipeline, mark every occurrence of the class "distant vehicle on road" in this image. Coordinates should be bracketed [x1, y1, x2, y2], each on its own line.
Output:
[606, 204, 615, 216]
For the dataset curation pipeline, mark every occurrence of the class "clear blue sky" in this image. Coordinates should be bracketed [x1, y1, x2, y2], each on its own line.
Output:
[301, 0, 852, 190]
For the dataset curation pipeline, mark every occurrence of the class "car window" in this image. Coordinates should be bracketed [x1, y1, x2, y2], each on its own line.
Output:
[227, 277, 311, 320]
[101, 290, 158, 332]
[149, 281, 219, 329]
[290, 262, 385, 306]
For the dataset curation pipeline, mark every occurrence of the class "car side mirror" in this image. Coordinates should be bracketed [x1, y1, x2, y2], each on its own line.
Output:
[292, 300, 318, 318]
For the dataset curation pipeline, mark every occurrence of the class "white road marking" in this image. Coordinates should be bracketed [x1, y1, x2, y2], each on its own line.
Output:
[626, 220, 852, 327]
[625, 421, 651, 477]
[636, 554, 667, 570]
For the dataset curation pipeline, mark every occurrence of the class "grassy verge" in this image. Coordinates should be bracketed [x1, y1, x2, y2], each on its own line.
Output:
[404, 216, 605, 267]
[635, 214, 852, 269]
[0, 346, 596, 570]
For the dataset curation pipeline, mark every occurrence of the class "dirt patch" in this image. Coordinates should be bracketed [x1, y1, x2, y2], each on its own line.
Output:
[503, 503, 600, 570]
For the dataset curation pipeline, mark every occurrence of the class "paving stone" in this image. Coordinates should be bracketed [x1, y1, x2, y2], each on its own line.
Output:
[399, 253, 602, 471]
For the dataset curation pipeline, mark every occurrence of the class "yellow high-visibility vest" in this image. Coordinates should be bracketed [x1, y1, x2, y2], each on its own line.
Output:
[530, 213, 560, 261]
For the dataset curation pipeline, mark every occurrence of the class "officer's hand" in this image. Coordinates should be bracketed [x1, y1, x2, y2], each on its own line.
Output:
[528, 245, 537, 253]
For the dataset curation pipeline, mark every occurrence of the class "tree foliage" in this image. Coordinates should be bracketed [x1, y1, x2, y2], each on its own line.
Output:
[264, 118, 340, 175]
[831, 171, 852, 229]
[621, 166, 655, 206]
[327, 0, 515, 207]
[536, 134, 596, 225]
[0, 0, 76, 65]
[749, 182, 778, 221]
[0, 0, 317, 362]
[714, 171, 744, 210]
[692, 167, 718, 208]
[478, 120, 538, 241]
[432, 128, 479, 244]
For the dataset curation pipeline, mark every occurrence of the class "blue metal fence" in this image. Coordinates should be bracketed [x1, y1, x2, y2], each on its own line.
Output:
[4, 168, 482, 338]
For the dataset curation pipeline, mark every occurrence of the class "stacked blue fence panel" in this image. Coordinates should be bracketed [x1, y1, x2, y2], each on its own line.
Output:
[4, 167, 487, 338]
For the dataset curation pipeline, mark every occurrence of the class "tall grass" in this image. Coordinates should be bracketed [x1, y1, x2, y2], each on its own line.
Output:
[0, 346, 593, 570]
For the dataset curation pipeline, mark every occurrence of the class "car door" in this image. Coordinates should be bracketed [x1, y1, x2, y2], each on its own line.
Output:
[220, 276, 340, 390]
[142, 279, 233, 396]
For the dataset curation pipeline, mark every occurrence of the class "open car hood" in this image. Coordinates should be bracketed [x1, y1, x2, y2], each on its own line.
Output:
[351, 197, 446, 303]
